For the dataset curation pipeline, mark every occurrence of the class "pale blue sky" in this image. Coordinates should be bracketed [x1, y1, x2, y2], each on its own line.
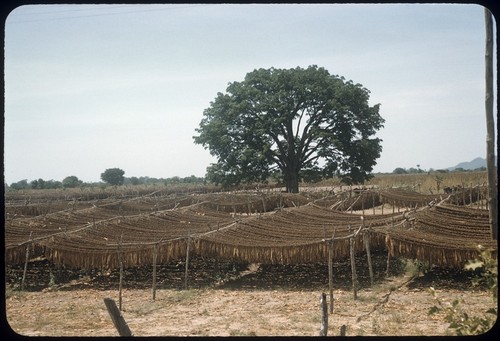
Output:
[3, 3, 497, 184]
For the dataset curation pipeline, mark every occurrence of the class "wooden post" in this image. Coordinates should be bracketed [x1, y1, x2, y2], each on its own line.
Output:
[328, 228, 336, 314]
[21, 232, 33, 291]
[479, 183, 482, 209]
[485, 8, 498, 240]
[349, 236, 358, 299]
[478, 182, 481, 209]
[328, 233, 335, 314]
[104, 298, 133, 336]
[386, 247, 391, 278]
[363, 228, 374, 287]
[118, 233, 124, 311]
[372, 191, 375, 215]
[319, 292, 328, 336]
[184, 231, 191, 290]
[152, 243, 158, 301]
[361, 192, 364, 216]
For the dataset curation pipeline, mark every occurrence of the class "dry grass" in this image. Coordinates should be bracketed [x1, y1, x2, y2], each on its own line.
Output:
[365, 171, 488, 193]
[6, 271, 493, 337]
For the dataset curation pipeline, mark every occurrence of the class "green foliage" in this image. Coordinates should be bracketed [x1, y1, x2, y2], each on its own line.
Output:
[464, 246, 497, 302]
[194, 65, 385, 193]
[127, 176, 141, 185]
[123, 175, 206, 186]
[100, 168, 125, 186]
[62, 176, 83, 188]
[393, 167, 407, 174]
[10, 179, 30, 190]
[428, 246, 497, 335]
[404, 259, 431, 277]
[29, 178, 62, 189]
[30, 178, 45, 189]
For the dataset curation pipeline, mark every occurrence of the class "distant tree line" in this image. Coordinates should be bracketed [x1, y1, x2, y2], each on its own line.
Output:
[5, 167, 206, 191]
[5, 165, 488, 191]
[392, 166, 487, 174]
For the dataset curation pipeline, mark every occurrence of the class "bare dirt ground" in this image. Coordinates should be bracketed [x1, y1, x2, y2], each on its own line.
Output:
[4, 253, 495, 337]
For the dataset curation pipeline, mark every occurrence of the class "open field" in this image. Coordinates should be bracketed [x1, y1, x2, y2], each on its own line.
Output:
[4, 172, 496, 336]
[5, 253, 495, 337]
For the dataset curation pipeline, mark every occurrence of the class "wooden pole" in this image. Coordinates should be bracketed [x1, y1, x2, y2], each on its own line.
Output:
[325, 227, 336, 314]
[372, 191, 375, 215]
[328, 240, 333, 314]
[152, 243, 158, 301]
[386, 247, 391, 278]
[386, 217, 394, 277]
[328, 228, 336, 314]
[349, 234, 358, 299]
[363, 228, 374, 287]
[484, 8, 498, 240]
[478, 182, 481, 209]
[21, 231, 33, 291]
[184, 231, 191, 290]
[103, 298, 133, 336]
[319, 292, 328, 336]
[118, 233, 124, 311]
[361, 192, 364, 216]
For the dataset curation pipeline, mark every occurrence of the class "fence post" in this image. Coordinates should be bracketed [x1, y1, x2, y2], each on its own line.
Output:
[328, 239, 334, 314]
[152, 243, 158, 300]
[21, 232, 33, 291]
[117, 233, 124, 311]
[349, 235, 358, 299]
[363, 226, 374, 287]
[104, 298, 133, 336]
[319, 292, 328, 336]
[184, 231, 191, 290]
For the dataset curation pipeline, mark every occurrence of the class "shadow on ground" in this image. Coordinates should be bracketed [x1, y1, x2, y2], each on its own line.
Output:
[6, 250, 485, 293]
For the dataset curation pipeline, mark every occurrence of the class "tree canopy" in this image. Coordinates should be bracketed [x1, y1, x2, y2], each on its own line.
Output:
[193, 65, 385, 193]
[62, 176, 83, 188]
[100, 168, 125, 186]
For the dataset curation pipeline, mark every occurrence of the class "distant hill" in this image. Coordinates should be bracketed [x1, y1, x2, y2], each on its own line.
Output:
[447, 157, 492, 171]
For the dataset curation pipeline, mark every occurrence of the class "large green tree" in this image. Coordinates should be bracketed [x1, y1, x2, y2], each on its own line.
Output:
[101, 168, 125, 186]
[194, 65, 385, 193]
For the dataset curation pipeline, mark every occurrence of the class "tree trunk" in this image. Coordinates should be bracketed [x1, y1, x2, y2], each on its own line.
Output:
[284, 167, 300, 193]
[287, 176, 299, 193]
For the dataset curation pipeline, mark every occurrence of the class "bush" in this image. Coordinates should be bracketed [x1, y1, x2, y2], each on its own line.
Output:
[429, 245, 497, 335]
[62, 176, 83, 188]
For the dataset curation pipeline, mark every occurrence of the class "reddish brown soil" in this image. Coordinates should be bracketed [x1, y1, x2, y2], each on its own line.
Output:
[5, 253, 495, 337]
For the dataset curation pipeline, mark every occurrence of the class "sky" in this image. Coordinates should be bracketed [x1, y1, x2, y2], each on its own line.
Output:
[3, 3, 497, 184]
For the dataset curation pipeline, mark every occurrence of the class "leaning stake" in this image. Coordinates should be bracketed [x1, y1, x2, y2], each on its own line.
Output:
[104, 298, 133, 336]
